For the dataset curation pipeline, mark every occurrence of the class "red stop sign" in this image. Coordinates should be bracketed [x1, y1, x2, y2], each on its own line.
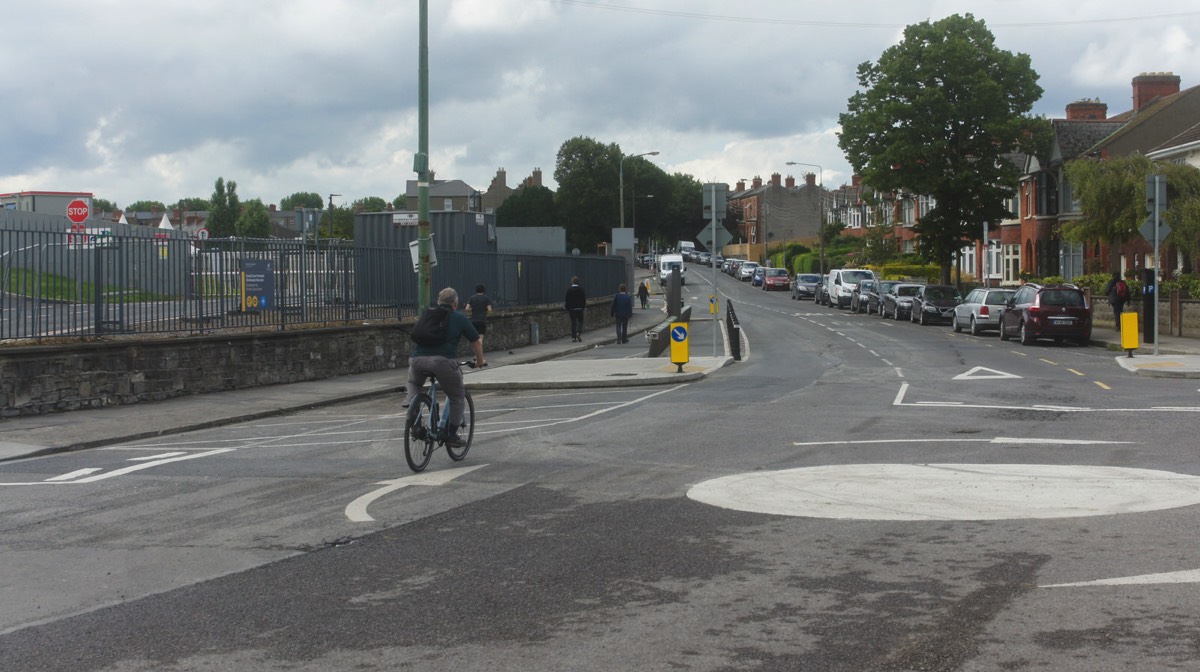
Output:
[66, 199, 90, 224]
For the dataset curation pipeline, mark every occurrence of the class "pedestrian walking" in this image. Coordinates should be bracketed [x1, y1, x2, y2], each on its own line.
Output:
[564, 276, 586, 342]
[636, 280, 650, 309]
[1103, 271, 1130, 330]
[611, 284, 634, 344]
[466, 284, 493, 342]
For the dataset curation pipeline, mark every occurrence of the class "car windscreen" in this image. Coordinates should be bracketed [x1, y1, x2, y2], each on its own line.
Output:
[1039, 289, 1085, 306]
[665, 262, 682, 270]
[798, 275, 821, 283]
[767, 269, 787, 277]
[924, 287, 957, 300]
[897, 286, 920, 297]
[842, 271, 873, 284]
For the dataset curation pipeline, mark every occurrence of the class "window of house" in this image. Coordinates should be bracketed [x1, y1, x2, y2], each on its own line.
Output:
[443, 198, 453, 211]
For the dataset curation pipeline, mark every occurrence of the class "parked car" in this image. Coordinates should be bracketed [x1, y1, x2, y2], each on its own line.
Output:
[712, 254, 725, 268]
[868, 280, 901, 316]
[910, 285, 961, 325]
[813, 274, 829, 305]
[751, 266, 767, 286]
[850, 279, 876, 313]
[762, 267, 790, 291]
[823, 268, 875, 308]
[738, 261, 760, 281]
[727, 259, 744, 276]
[791, 273, 822, 300]
[952, 288, 1016, 335]
[882, 283, 922, 320]
[999, 283, 1093, 345]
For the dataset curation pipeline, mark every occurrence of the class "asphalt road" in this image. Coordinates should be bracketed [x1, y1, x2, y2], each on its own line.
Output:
[3, 270, 1200, 671]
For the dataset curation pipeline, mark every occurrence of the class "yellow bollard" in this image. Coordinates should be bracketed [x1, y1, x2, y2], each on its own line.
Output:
[1119, 311, 1140, 356]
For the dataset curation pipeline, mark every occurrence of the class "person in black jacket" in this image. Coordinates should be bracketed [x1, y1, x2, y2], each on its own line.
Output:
[1103, 272, 1129, 330]
[564, 276, 586, 342]
[610, 284, 634, 343]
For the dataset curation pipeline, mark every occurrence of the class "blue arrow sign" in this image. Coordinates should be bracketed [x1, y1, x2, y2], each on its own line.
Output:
[671, 326, 688, 342]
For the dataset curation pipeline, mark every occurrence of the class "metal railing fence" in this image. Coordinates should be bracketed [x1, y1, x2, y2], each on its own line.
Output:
[1, 228, 623, 342]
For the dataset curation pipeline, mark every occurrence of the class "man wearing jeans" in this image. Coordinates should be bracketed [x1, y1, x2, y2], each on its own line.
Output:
[404, 287, 486, 447]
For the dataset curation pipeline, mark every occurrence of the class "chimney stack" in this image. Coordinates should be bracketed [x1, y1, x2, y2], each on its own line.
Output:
[1066, 98, 1108, 120]
[1132, 72, 1181, 112]
[785, 175, 796, 189]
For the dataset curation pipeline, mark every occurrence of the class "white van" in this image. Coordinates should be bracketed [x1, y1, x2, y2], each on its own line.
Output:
[658, 254, 686, 286]
[824, 268, 875, 308]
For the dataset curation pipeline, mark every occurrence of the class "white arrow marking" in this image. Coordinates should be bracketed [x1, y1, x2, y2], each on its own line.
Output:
[0, 448, 235, 486]
[128, 452, 188, 461]
[1042, 569, 1200, 588]
[345, 464, 488, 522]
[45, 468, 103, 482]
[953, 366, 1022, 380]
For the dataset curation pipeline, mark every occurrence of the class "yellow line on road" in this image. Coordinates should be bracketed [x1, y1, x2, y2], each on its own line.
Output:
[1067, 368, 1085, 376]
[1094, 381, 1111, 390]
[1040, 358, 1057, 366]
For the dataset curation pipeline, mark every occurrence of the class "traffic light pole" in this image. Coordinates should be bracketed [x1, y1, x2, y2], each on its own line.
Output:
[416, 0, 432, 309]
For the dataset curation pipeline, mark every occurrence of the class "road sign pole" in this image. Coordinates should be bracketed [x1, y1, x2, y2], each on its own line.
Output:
[1153, 175, 1161, 356]
[710, 183, 718, 358]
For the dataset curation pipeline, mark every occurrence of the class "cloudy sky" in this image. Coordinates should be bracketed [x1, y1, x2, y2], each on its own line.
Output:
[3, 1, 1199, 210]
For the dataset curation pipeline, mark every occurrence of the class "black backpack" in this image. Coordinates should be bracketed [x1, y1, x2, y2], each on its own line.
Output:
[410, 305, 451, 346]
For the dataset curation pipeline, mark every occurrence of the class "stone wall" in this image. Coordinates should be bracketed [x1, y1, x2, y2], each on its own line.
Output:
[0, 299, 614, 418]
[1103, 295, 1200, 338]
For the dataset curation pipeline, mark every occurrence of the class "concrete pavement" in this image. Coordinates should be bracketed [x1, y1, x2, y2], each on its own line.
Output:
[2, 294, 1198, 462]
[0, 297, 729, 461]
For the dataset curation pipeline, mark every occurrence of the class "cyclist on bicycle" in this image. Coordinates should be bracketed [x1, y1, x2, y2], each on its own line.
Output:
[403, 287, 486, 447]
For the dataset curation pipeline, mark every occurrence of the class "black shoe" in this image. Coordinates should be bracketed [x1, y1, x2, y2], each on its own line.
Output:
[444, 433, 467, 448]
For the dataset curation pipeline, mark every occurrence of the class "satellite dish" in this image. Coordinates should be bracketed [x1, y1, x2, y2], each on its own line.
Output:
[571, 248, 580, 256]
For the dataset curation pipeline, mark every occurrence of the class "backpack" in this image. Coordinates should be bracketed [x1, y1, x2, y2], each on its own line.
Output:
[1115, 280, 1129, 300]
[411, 305, 451, 346]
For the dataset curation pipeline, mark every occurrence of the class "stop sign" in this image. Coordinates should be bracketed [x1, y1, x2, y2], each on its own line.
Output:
[66, 199, 90, 224]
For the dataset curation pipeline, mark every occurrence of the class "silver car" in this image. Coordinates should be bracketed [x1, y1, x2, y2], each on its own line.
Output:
[952, 288, 1016, 335]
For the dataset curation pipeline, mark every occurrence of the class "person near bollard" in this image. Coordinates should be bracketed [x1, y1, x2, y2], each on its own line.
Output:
[1104, 271, 1129, 330]
[637, 280, 650, 309]
[565, 276, 586, 342]
[611, 283, 634, 344]
[466, 284, 493, 343]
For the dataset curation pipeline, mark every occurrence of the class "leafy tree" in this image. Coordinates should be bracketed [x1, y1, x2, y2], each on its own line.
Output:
[496, 185, 558, 228]
[657, 172, 703, 248]
[127, 200, 166, 212]
[353, 196, 388, 213]
[838, 13, 1047, 283]
[328, 204, 355, 239]
[280, 192, 324, 210]
[207, 177, 240, 238]
[235, 198, 271, 238]
[176, 197, 211, 211]
[92, 198, 117, 213]
[554, 136, 623, 252]
[1065, 155, 1200, 271]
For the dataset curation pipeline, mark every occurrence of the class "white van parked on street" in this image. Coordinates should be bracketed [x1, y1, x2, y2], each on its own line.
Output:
[658, 253, 686, 286]
[823, 268, 875, 308]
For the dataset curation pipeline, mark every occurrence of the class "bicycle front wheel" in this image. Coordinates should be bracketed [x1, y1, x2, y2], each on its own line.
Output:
[446, 390, 475, 461]
[404, 393, 435, 472]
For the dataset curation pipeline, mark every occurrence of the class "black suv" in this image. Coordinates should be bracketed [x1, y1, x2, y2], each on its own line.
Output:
[998, 283, 1092, 345]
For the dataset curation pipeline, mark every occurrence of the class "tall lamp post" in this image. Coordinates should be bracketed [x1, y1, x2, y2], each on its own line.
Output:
[328, 193, 341, 239]
[786, 161, 824, 273]
[619, 151, 659, 228]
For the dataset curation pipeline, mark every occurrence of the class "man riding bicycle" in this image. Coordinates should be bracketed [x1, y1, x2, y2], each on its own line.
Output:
[404, 287, 486, 447]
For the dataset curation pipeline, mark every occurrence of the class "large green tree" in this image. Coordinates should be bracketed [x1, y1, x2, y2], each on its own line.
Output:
[235, 198, 271, 238]
[495, 185, 558, 228]
[92, 198, 117, 213]
[1064, 155, 1200, 270]
[280, 192, 324, 210]
[838, 13, 1047, 283]
[175, 197, 211, 211]
[127, 200, 166, 212]
[207, 177, 240, 238]
[554, 136, 623, 252]
[353, 196, 388, 213]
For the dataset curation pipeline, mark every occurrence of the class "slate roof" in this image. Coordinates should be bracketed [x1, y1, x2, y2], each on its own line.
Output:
[1051, 120, 1125, 162]
[404, 179, 477, 197]
[1151, 119, 1200, 153]
[1086, 84, 1200, 153]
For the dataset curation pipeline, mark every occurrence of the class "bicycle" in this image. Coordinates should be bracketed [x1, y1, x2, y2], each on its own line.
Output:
[404, 361, 483, 472]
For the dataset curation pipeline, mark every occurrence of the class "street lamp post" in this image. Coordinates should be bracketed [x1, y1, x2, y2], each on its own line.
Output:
[619, 151, 659, 228]
[786, 161, 824, 273]
[328, 193, 341, 239]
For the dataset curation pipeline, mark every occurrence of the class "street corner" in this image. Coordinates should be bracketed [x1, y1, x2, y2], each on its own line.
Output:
[1115, 355, 1200, 379]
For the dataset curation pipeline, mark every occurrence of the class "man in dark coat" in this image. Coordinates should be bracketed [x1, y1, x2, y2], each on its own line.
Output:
[564, 276, 586, 342]
[610, 284, 634, 344]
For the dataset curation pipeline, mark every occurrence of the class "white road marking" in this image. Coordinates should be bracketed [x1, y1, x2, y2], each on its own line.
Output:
[0, 449, 236, 486]
[688, 464, 1200, 521]
[128, 452, 188, 461]
[953, 366, 1022, 381]
[44, 468, 103, 482]
[345, 464, 488, 522]
[1042, 569, 1200, 588]
[892, 383, 1200, 413]
[791, 437, 1134, 447]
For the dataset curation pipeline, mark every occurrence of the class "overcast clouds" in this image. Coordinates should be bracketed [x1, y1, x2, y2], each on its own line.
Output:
[3, 0, 1199, 209]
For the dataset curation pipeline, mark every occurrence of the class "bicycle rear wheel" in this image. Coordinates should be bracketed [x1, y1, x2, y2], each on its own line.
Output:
[446, 390, 475, 461]
[404, 393, 435, 472]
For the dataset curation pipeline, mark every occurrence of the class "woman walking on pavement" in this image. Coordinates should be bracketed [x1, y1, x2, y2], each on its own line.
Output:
[565, 276, 586, 342]
[637, 280, 650, 309]
[611, 284, 634, 344]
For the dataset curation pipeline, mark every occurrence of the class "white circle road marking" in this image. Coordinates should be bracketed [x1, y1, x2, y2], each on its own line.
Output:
[687, 464, 1200, 521]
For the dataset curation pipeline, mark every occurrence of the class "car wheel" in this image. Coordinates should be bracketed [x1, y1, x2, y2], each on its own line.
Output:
[952, 315, 962, 333]
[999, 316, 1010, 340]
[970, 316, 981, 337]
[1019, 321, 1034, 345]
